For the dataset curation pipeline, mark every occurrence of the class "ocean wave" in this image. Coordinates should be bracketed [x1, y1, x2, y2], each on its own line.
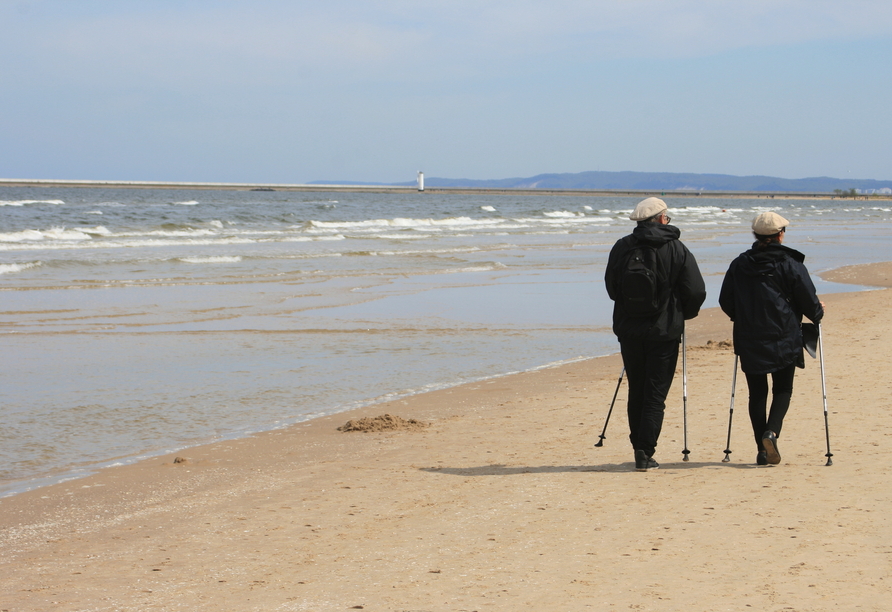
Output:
[543, 210, 584, 218]
[0, 229, 45, 242]
[0, 232, 354, 251]
[0, 261, 42, 275]
[672, 206, 748, 217]
[0, 237, 256, 251]
[308, 216, 504, 231]
[304, 215, 618, 237]
[0, 227, 95, 242]
[360, 246, 484, 257]
[178, 256, 243, 264]
[450, 263, 508, 273]
[376, 233, 432, 240]
[141, 228, 218, 238]
[281, 234, 346, 242]
[0, 199, 65, 206]
[512, 216, 598, 227]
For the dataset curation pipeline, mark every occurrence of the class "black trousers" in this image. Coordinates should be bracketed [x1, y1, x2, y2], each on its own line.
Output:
[620, 337, 679, 458]
[745, 363, 796, 448]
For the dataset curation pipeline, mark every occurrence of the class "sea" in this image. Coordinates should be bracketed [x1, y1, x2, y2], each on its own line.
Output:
[2, 185, 890, 497]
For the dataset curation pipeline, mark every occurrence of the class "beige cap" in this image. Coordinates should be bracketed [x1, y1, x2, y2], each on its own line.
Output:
[752, 211, 789, 235]
[629, 197, 668, 221]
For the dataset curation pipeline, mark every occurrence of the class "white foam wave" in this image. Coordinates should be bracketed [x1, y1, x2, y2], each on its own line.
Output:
[0, 227, 94, 242]
[452, 263, 508, 273]
[481, 205, 496, 212]
[309, 216, 504, 231]
[0, 261, 42, 275]
[0, 232, 353, 251]
[0, 199, 65, 206]
[0, 236, 256, 251]
[142, 228, 218, 237]
[377, 233, 431, 240]
[673, 205, 746, 215]
[0, 230, 45, 242]
[173, 200, 199, 206]
[279, 234, 346, 243]
[543, 210, 584, 218]
[513, 216, 596, 227]
[178, 256, 243, 264]
[366, 246, 482, 257]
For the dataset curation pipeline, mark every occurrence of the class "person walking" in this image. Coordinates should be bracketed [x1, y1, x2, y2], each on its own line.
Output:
[719, 212, 824, 465]
[605, 197, 706, 471]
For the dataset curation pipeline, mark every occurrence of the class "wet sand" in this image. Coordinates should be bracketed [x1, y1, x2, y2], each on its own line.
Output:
[2, 262, 891, 611]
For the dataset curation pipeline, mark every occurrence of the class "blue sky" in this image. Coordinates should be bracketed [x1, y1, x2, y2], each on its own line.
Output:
[2, 0, 891, 183]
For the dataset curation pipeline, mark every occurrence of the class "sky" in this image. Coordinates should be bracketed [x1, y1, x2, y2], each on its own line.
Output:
[2, 0, 892, 184]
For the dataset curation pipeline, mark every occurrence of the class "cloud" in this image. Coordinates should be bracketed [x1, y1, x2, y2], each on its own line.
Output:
[7, 0, 892, 86]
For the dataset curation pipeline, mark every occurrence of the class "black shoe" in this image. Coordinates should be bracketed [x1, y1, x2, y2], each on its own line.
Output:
[756, 450, 768, 466]
[635, 450, 659, 471]
[635, 450, 648, 471]
[762, 431, 781, 465]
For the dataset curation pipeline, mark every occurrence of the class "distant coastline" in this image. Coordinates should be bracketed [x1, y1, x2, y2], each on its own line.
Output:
[1, 177, 889, 199]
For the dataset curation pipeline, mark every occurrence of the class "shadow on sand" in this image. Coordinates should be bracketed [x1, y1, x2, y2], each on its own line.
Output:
[420, 460, 761, 476]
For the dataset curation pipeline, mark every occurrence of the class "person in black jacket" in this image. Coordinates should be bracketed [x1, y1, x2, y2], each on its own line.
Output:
[719, 212, 824, 465]
[605, 197, 707, 471]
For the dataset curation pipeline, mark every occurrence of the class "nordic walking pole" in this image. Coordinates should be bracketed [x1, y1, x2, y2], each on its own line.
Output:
[818, 322, 833, 466]
[681, 333, 690, 461]
[594, 367, 624, 447]
[722, 355, 739, 462]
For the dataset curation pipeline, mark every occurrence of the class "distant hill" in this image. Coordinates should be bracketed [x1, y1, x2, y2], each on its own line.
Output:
[315, 171, 892, 194]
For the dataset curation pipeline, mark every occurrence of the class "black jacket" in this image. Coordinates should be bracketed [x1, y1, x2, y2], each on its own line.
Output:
[719, 243, 824, 375]
[605, 223, 706, 342]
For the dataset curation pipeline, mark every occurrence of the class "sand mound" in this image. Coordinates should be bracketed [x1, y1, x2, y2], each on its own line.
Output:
[337, 413, 429, 433]
[692, 339, 733, 350]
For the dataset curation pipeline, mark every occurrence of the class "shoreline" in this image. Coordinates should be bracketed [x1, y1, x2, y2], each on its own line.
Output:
[2, 262, 891, 610]
[1, 263, 888, 501]
[0, 353, 605, 501]
[2, 177, 889, 200]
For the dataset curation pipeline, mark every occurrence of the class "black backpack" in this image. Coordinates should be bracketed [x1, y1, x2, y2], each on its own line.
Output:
[619, 242, 669, 317]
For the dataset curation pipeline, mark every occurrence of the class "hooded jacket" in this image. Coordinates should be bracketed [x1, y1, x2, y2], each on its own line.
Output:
[719, 242, 824, 375]
[605, 223, 706, 342]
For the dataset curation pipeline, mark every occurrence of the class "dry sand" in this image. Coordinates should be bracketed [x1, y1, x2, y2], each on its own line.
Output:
[2, 263, 891, 612]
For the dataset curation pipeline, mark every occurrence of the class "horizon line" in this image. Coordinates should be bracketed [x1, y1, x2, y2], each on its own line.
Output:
[1, 177, 887, 200]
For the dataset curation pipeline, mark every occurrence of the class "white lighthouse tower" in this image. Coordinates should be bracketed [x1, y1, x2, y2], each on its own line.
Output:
[417, 171, 424, 192]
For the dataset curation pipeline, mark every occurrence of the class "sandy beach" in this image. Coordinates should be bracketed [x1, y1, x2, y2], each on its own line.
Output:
[2, 262, 891, 612]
